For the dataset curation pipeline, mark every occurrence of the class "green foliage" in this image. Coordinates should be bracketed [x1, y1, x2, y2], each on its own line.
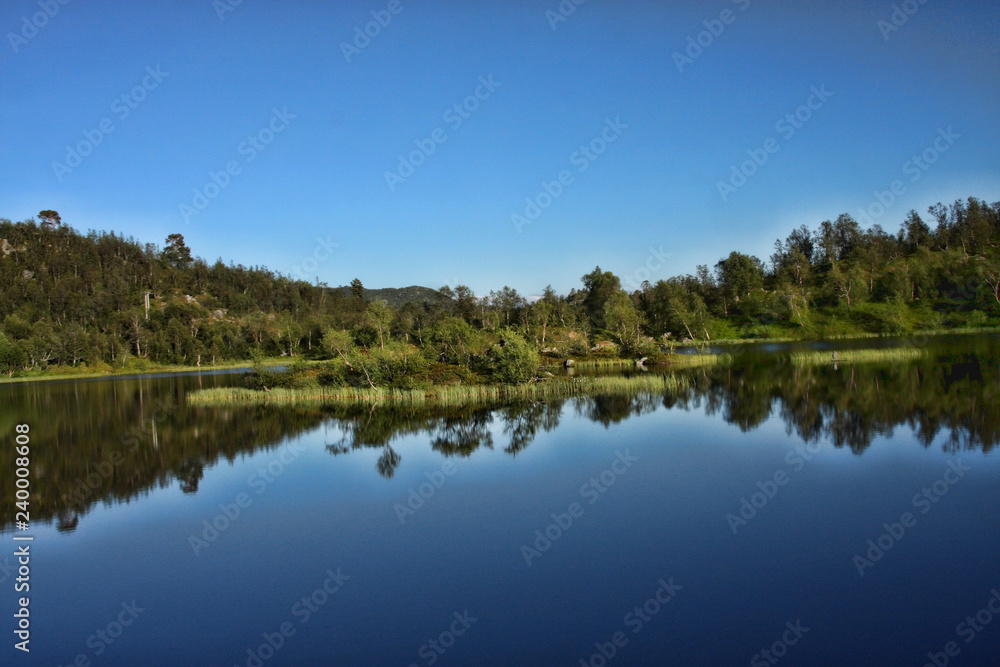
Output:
[477, 329, 540, 384]
[0, 332, 26, 376]
[161, 233, 193, 268]
[1, 196, 999, 382]
[364, 299, 394, 349]
[352, 326, 380, 349]
[603, 290, 644, 355]
[316, 361, 347, 387]
[715, 251, 765, 311]
[428, 316, 482, 366]
[850, 301, 909, 335]
[242, 349, 309, 391]
[581, 266, 622, 329]
[346, 343, 429, 390]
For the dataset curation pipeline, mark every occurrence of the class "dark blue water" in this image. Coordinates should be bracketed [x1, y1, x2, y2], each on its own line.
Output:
[3, 342, 1000, 666]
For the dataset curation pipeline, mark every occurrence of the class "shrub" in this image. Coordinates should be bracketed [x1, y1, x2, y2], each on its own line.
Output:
[316, 361, 347, 387]
[428, 317, 483, 366]
[851, 302, 909, 335]
[242, 351, 308, 390]
[477, 329, 540, 384]
[347, 343, 429, 389]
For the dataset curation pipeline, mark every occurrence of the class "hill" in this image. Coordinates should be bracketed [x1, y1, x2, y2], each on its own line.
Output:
[338, 285, 441, 308]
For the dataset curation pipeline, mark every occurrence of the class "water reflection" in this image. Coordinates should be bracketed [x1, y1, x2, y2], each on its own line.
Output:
[1, 335, 997, 532]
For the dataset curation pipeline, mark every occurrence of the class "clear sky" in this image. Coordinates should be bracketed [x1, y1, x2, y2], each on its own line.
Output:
[2, 0, 998, 296]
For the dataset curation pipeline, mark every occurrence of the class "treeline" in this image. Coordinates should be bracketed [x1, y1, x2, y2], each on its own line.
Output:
[0, 196, 998, 376]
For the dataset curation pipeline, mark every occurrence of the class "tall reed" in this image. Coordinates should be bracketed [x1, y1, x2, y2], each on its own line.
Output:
[188, 374, 690, 407]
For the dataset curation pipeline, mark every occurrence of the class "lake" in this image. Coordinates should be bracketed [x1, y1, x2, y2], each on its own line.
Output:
[3, 334, 1000, 666]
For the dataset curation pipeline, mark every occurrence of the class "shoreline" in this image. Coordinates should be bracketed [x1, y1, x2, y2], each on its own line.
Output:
[2, 326, 995, 386]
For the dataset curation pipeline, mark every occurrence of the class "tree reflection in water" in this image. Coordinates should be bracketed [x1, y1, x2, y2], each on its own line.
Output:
[2, 334, 997, 531]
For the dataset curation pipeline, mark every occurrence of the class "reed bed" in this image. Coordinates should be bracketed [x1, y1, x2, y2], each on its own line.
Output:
[187, 374, 691, 407]
[569, 358, 642, 368]
[664, 353, 731, 367]
[568, 353, 728, 369]
[789, 347, 927, 365]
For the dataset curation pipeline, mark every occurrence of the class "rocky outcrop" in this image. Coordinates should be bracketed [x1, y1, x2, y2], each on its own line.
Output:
[1, 238, 26, 256]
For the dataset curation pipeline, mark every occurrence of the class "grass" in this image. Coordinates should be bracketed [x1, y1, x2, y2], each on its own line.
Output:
[568, 357, 647, 368]
[187, 373, 691, 407]
[664, 353, 731, 367]
[671, 325, 1000, 348]
[788, 347, 928, 365]
[563, 353, 729, 368]
[0, 357, 308, 385]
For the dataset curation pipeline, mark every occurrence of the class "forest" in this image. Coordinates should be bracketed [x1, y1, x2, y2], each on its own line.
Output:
[0, 197, 998, 379]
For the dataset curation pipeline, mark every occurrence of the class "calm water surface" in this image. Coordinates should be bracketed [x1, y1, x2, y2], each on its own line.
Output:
[2, 335, 1000, 666]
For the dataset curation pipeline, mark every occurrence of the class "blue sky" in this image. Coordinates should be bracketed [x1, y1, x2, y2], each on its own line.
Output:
[2, 0, 998, 296]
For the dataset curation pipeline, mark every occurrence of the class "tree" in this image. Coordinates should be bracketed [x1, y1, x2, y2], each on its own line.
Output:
[453, 285, 478, 323]
[0, 333, 26, 376]
[488, 286, 526, 327]
[899, 210, 931, 253]
[715, 252, 764, 315]
[364, 299, 393, 349]
[984, 265, 1000, 307]
[581, 266, 621, 329]
[527, 292, 555, 347]
[603, 291, 644, 354]
[350, 278, 365, 304]
[829, 261, 865, 309]
[480, 329, 539, 384]
[429, 317, 479, 365]
[38, 210, 61, 228]
[162, 234, 193, 268]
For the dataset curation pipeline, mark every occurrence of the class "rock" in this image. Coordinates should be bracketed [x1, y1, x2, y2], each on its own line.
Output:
[563, 359, 575, 367]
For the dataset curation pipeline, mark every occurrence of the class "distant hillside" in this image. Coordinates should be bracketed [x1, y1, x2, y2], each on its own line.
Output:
[338, 285, 441, 307]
